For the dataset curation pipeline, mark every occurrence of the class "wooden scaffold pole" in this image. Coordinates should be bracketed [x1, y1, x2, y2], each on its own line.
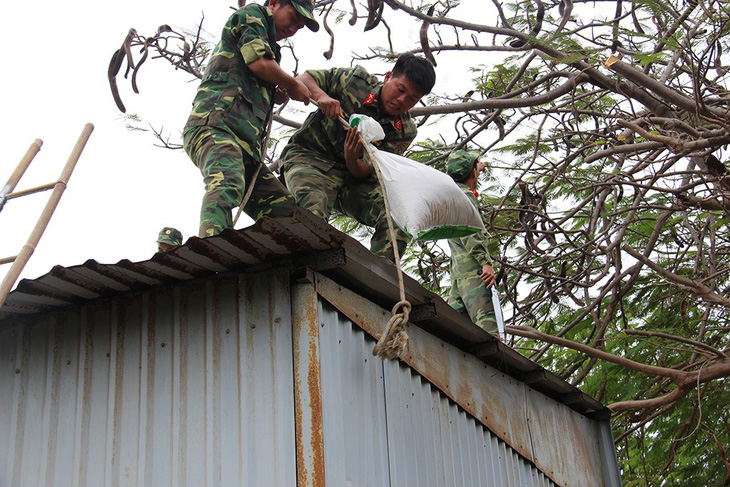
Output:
[0, 123, 94, 309]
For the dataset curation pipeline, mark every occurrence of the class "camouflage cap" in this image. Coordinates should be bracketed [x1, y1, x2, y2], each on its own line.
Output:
[290, 0, 319, 32]
[446, 150, 480, 182]
[157, 227, 183, 246]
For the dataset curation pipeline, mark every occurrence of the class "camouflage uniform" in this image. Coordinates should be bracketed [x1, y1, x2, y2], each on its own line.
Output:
[447, 184, 498, 333]
[183, 3, 297, 237]
[280, 65, 416, 261]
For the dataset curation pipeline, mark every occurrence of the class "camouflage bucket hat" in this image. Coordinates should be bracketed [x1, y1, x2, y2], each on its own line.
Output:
[446, 150, 480, 182]
[290, 0, 319, 32]
[157, 227, 183, 246]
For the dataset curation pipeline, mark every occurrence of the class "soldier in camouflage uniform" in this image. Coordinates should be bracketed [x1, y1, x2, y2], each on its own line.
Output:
[157, 227, 183, 253]
[183, 0, 319, 237]
[445, 150, 498, 334]
[279, 54, 436, 261]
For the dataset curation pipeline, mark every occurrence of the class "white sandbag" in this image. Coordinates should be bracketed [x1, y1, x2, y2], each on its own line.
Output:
[370, 144, 486, 240]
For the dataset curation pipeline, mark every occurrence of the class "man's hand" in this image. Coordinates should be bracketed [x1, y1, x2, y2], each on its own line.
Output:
[274, 87, 289, 104]
[479, 264, 496, 288]
[344, 127, 369, 179]
[316, 95, 345, 119]
[286, 79, 311, 103]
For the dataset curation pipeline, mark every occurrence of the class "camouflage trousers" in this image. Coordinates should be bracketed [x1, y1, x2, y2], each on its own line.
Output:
[183, 126, 297, 237]
[281, 156, 408, 261]
[448, 275, 498, 333]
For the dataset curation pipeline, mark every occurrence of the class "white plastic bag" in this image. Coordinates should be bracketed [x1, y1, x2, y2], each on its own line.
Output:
[349, 114, 385, 143]
[369, 144, 486, 240]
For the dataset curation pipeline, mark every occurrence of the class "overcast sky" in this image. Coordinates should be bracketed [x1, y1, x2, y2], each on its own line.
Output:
[2, 0, 482, 288]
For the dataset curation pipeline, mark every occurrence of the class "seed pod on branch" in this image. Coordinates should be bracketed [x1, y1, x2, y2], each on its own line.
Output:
[364, 0, 384, 31]
[510, 0, 544, 48]
[420, 5, 436, 66]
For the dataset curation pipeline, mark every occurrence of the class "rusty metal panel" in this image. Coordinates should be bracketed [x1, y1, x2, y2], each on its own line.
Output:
[526, 388, 607, 485]
[0, 269, 296, 486]
[314, 275, 618, 487]
[382, 360, 558, 487]
[316, 297, 559, 487]
[316, 300, 391, 486]
[291, 279, 326, 487]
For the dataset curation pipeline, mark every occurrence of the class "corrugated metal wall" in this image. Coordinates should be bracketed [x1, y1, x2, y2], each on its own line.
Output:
[317, 300, 557, 487]
[0, 269, 297, 487]
[1, 266, 610, 486]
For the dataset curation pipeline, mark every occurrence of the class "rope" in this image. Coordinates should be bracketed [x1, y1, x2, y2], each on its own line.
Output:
[309, 100, 411, 359]
[232, 111, 274, 227]
[361, 141, 411, 360]
[234, 97, 410, 359]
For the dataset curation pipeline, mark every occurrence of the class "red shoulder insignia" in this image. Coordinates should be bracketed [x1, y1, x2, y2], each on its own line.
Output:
[364, 93, 377, 105]
[394, 117, 403, 131]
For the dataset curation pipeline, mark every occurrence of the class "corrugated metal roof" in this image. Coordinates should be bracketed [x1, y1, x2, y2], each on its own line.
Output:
[0, 208, 609, 420]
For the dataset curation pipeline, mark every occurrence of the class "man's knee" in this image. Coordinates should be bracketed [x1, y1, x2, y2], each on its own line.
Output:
[283, 166, 332, 219]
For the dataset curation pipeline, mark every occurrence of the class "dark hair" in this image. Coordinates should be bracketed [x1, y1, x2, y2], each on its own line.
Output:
[391, 54, 436, 95]
[264, 0, 292, 6]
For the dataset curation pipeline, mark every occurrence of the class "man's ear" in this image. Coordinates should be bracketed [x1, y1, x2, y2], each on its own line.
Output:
[383, 71, 392, 83]
[268, 0, 280, 10]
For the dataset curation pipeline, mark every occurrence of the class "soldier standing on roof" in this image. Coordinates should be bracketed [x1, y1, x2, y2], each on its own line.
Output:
[445, 150, 499, 334]
[278, 54, 436, 261]
[183, 0, 319, 237]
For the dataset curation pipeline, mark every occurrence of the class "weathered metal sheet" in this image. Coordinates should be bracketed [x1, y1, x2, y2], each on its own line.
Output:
[314, 271, 619, 487]
[315, 297, 560, 487]
[316, 300, 393, 487]
[0, 269, 296, 486]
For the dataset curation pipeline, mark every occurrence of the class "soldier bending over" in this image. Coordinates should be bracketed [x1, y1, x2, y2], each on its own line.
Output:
[279, 54, 436, 261]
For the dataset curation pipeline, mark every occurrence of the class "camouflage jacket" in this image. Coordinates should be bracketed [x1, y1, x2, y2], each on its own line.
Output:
[448, 184, 493, 278]
[183, 4, 279, 162]
[280, 65, 417, 172]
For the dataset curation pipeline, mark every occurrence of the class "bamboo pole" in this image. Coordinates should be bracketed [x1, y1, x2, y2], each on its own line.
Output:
[0, 123, 94, 309]
[0, 138, 43, 213]
[0, 255, 18, 266]
[4, 182, 57, 200]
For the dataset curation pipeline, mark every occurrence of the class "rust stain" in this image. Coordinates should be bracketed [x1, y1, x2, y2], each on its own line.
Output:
[294, 350, 307, 487]
[293, 284, 325, 487]
[306, 333, 325, 486]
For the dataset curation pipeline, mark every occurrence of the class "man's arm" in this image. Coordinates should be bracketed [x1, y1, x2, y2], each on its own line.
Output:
[297, 72, 344, 119]
[248, 57, 311, 102]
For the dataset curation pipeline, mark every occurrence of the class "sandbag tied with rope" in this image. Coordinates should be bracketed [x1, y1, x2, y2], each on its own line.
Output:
[347, 113, 412, 360]
[345, 113, 487, 359]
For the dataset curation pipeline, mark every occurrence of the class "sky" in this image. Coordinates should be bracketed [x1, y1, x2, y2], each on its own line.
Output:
[1, 0, 481, 288]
